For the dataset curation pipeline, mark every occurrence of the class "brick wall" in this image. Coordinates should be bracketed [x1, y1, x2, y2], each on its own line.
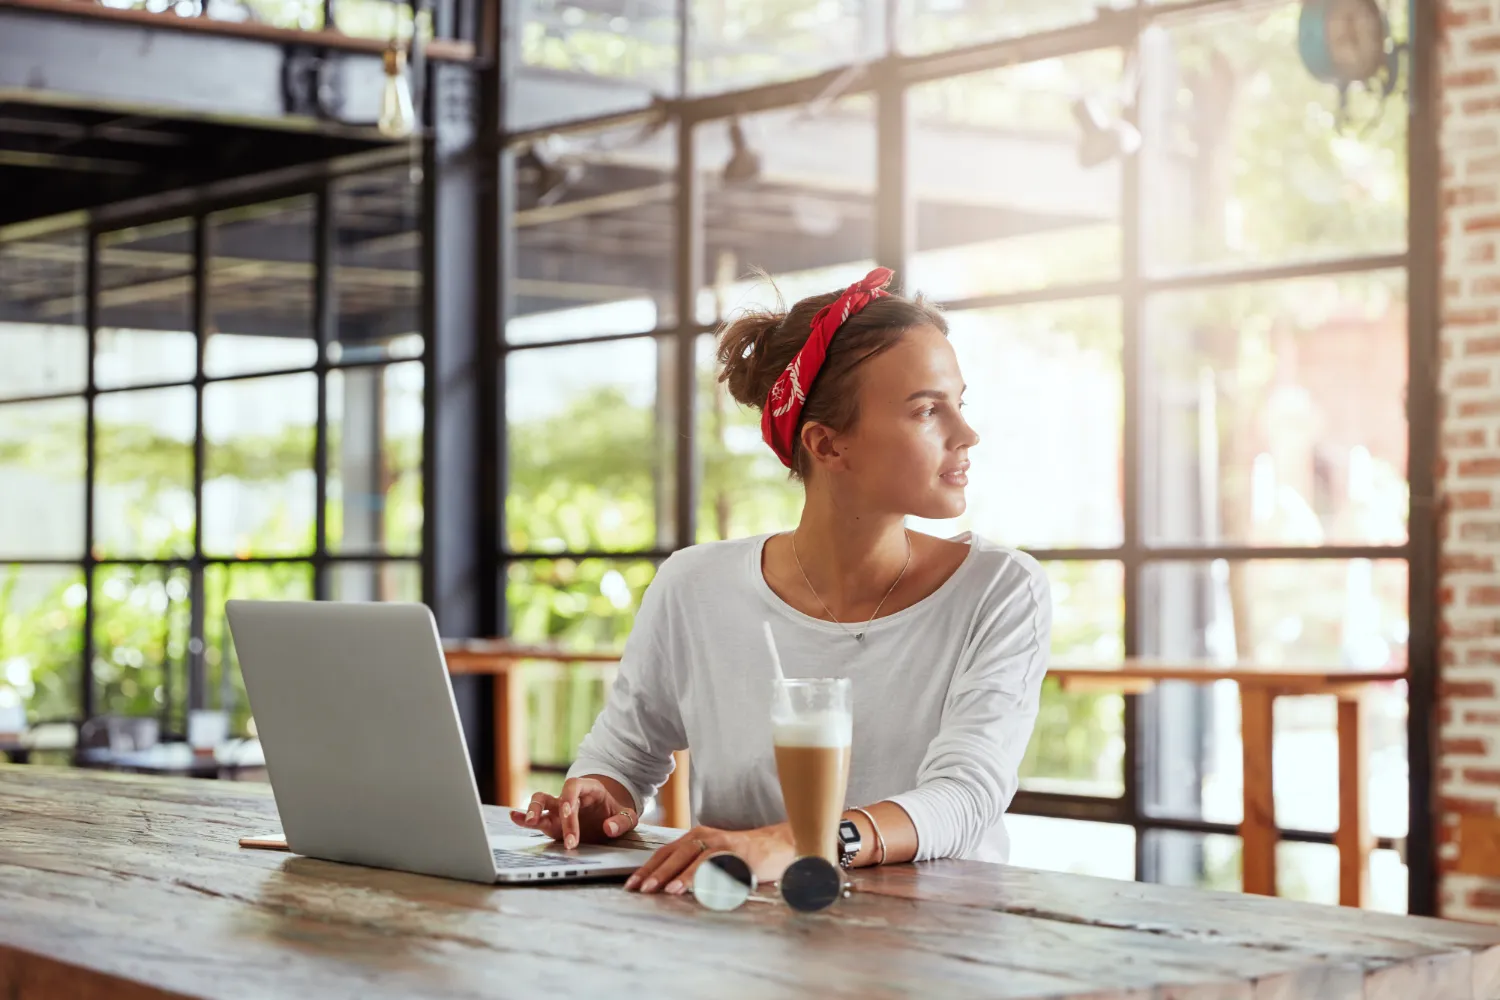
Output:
[1439, 0, 1500, 923]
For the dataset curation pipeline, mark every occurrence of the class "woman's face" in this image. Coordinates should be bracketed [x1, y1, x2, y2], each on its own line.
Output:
[816, 324, 980, 520]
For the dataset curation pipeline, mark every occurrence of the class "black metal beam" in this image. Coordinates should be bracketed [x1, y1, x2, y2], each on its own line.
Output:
[476, 0, 509, 632]
[80, 230, 99, 722]
[187, 213, 209, 719]
[1405, 0, 1440, 919]
[671, 118, 701, 550]
[313, 181, 335, 600]
[420, 50, 493, 793]
[421, 74, 482, 634]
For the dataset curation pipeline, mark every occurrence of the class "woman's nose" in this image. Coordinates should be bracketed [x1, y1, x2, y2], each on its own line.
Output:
[957, 416, 980, 450]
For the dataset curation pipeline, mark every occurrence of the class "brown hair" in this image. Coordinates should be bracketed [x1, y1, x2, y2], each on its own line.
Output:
[716, 280, 948, 480]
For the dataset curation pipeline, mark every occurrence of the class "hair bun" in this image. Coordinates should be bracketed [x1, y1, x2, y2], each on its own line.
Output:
[716, 308, 787, 411]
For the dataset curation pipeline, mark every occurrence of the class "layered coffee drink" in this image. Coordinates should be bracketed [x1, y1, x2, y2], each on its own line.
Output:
[772, 679, 852, 864]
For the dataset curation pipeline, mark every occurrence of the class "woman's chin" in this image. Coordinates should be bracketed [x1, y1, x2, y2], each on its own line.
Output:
[911, 492, 967, 522]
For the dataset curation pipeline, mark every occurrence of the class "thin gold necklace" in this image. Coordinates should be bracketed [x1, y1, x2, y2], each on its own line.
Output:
[789, 529, 912, 642]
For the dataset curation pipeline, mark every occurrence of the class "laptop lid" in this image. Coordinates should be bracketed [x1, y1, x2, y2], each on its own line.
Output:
[226, 600, 498, 883]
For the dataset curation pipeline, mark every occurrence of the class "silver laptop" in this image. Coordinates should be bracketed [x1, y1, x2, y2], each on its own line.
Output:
[226, 599, 655, 885]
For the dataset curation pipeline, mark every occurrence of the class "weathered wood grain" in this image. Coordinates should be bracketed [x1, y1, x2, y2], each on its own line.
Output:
[3, 767, 1498, 1000]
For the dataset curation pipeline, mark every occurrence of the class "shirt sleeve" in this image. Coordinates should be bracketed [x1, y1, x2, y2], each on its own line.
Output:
[565, 560, 688, 814]
[886, 555, 1052, 861]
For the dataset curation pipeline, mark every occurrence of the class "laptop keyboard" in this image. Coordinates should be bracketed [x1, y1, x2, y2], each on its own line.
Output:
[492, 848, 601, 870]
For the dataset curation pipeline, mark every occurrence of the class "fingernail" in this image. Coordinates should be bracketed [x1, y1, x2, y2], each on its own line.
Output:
[565, 835, 577, 849]
[606, 821, 618, 836]
[624, 875, 640, 890]
[641, 878, 657, 893]
[665, 880, 682, 894]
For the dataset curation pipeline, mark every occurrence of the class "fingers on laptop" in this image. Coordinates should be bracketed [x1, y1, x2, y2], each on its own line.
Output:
[557, 778, 596, 849]
[510, 792, 563, 839]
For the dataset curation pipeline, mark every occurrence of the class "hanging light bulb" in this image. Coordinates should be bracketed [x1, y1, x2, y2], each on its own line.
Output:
[378, 39, 416, 139]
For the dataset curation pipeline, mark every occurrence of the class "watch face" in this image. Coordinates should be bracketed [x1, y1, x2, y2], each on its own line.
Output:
[838, 819, 860, 845]
[1325, 0, 1386, 81]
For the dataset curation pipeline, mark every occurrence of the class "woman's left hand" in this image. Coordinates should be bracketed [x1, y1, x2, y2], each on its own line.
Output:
[626, 823, 796, 895]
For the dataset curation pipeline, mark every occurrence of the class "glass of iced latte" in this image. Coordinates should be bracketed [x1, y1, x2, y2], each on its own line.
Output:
[772, 678, 852, 865]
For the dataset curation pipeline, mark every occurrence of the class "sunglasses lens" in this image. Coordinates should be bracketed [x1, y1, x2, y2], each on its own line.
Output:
[694, 852, 756, 911]
[780, 855, 842, 913]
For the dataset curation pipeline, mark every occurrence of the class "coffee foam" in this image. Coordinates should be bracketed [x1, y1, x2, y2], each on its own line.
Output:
[772, 712, 852, 748]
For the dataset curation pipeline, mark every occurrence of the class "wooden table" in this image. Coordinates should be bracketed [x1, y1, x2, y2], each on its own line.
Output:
[1050, 660, 1408, 908]
[441, 640, 691, 828]
[5, 768, 1499, 1000]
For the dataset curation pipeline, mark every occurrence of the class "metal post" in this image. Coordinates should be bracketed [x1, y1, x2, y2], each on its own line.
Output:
[81, 229, 100, 723]
[313, 181, 335, 600]
[1119, 35, 1145, 877]
[481, 0, 514, 636]
[187, 213, 209, 723]
[1405, 0, 1440, 918]
[673, 119, 702, 551]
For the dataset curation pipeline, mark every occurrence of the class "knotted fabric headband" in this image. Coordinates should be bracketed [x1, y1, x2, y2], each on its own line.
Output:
[760, 266, 895, 468]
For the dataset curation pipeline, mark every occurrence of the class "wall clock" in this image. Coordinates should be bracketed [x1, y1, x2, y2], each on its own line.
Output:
[1297, 0, 1406, 131]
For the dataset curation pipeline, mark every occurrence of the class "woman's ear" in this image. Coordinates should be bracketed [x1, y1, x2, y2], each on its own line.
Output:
[800, 421, 846, 470]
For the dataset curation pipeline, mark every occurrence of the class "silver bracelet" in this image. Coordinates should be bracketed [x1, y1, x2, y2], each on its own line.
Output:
[849, 806, 887, 866]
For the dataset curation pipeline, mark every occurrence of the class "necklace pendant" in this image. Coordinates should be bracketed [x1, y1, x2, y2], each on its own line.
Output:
[854, 633, 864, 642]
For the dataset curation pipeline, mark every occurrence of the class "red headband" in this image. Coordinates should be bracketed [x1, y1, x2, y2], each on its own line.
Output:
[760, 267, 894, 468]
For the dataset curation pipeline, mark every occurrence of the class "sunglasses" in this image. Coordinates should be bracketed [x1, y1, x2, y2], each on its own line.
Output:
[692, 852, 853, 913]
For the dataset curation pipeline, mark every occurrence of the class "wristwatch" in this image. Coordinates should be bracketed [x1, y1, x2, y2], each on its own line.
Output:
[837, 818, 862, 870]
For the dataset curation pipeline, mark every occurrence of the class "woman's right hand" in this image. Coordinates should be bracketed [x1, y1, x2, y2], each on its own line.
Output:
[509, 776, 639, 849]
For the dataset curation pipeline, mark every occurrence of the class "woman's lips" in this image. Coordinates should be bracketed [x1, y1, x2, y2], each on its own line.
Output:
[940, 464, 970, 487]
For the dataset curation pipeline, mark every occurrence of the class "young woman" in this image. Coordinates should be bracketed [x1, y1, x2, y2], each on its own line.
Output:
[510, 267, 1051, 894]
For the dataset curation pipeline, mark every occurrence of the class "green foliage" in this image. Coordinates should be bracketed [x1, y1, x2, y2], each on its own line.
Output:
[0, 567, 84, 722]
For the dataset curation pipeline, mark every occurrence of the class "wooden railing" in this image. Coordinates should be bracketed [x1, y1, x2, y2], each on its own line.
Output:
[1051, 659, 1407, 908]
[443, 640, 1407, 907]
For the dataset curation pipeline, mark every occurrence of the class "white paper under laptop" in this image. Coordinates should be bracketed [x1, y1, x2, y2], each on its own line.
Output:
[226, 600, 655, 884]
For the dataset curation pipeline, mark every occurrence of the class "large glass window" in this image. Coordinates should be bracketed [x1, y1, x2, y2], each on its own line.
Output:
[205, 198, 318, 378]
[506, 339, 662, 553]
[327, 362, 425, 556]
[0, 164, 426, 738]
[334, 171, 424, 364]
[496, 0, 1420, 914]
[0, 565, 85, 723]
[908, 49, 1124, 300]
[1143, 273, 1408, 548]
[0, 399, 85, 559]
[96, 219, 197, 390]
[94, 388, 197, 560]
[689, 1, 883, 94]
[0, 229, 86, 399]
[1142, 3, 1407, 272]
[507, 122, 679, 342]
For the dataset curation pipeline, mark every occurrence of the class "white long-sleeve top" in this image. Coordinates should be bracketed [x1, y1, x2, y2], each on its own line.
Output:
[566, 532, 1052, 863]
